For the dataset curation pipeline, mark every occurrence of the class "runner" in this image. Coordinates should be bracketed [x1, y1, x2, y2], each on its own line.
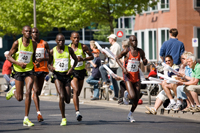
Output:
[48, 33, 78, 126]
[68, 32, 94, 121]
[31, 27, 50, 122]
[115, 35, 148, 122]
[6, 25, 37, 126]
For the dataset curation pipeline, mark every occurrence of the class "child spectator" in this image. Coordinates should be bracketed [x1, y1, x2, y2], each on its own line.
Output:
[2, 51, 12, 92]
[86, 49, 101, 100]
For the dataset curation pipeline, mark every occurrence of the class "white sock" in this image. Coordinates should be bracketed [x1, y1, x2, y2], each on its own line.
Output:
[170, 99, 176, 104]
[24, 116, 28, 120]
[12, 86, 16, 94]
[177, 100, 182, 105]
[191, 105, 195, 107]
[37, 111, 41, 115]
[128, 111, 132, 116]
[76, 111, 80, 115]
[153, 108, 157, 112]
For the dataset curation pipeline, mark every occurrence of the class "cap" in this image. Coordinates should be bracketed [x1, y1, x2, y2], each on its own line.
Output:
[107, 34, 117, 39]
[4, 51, 9, 55]
[92, 49, 100, 53]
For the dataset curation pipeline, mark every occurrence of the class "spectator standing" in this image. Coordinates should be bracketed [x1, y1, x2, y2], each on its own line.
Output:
[86, 49, 101, 100]
[2, 51, 12, 92]
[160, 28, 185, 65]
[99, 34, 121, 101]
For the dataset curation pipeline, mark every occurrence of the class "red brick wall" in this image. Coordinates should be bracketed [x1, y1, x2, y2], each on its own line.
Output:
[134, 0, 200, 54]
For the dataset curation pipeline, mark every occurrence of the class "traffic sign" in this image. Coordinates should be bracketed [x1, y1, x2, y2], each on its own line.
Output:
[192, 38, 198, 47]
[117, 31, 123, 38]
[114, 28, 126, 47]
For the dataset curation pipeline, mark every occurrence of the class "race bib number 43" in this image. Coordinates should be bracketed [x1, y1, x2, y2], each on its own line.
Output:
[18, 51, 33, 63]
[127, 59, 139, 72]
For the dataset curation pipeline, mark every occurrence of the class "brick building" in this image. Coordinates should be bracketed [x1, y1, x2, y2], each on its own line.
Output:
[133, 0, 200, 62]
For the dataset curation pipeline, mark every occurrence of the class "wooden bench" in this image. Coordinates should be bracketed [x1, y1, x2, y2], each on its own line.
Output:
[83, 85, 110, 101]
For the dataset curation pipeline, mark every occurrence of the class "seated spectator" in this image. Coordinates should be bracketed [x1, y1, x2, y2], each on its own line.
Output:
[179, 54, 200, 112]
[145, 55, 179, 114]
[160, 55, 179, 110]
[86, 49, 101, 100]
[2, 51, 12, 92]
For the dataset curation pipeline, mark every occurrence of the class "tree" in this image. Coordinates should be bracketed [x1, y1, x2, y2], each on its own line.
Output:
[70, 0, 158, 33]
[93, 21, 117, 42]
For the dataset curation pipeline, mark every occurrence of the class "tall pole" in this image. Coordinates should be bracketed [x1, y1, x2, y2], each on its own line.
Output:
[33, 0, 36, 27]
[82, 28, 85, 44]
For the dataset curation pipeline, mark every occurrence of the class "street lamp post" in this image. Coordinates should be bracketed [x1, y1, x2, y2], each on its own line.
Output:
[33, 0, 36, 27]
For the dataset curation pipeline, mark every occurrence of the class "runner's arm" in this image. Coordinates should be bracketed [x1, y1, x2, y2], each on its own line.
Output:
[116, 48, 129, 74]
[47, 49, 55, 72]
[69, 47, 78, 69]
[140, 49, 148, 65]
[82, 44, 94, 61]
[7, 40, 27, 69]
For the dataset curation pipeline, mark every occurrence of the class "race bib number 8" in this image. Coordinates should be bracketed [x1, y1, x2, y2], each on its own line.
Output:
[127, 59, 139, 72]
[55, 58, 68, 72]
[36, 48, 44, 59]
[18, 51, 33, 63]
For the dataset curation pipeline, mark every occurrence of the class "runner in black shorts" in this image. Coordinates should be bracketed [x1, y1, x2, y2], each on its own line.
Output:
[68, 32, 94, 121]
[6, 25, 37, 126]
[48, 33, 78, 126]
[31, 27, 50, 122]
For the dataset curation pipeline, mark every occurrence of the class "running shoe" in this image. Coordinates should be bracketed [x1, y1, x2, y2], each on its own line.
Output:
[127, 113, 135, 123]
[190, 106, 200, 113]
[23, 118, 34, 127]
[182, 106, 192, 112]
[145, 106, 157, 115]
[60, 118, 67, 126]
[6, 86, 16, 100]
[37, 114, 44, 122]
[123, 91, 129, 105]
[76, 112, 82, 121]
[172, 103, 182, 111]
[164, 103, 176, 110]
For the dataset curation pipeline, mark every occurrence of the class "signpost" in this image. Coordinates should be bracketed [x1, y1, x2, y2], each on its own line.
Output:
[192, 38, 198, 47]
[114, 28, 126, 46]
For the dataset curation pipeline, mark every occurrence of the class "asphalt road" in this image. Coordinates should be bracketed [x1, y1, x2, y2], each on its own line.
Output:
[0, 96, 199, 133]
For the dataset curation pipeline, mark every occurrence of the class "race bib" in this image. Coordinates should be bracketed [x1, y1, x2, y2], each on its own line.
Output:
[127, 59, 139, 72]
[55, 58, 68, 72]
[71, 55, 83, 68]
[35, 48, 44, 59]
[18, 51, 33, 63]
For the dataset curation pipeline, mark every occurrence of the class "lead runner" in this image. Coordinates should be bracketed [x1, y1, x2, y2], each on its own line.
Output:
[115, 35, 148, 122]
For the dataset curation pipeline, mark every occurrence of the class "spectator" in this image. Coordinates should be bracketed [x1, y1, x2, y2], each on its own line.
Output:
[99, 34, 121, 101]
[2, 51, 12, 92]
[160, 28, 185, 65]
[145, 55, 179, 114]
[179, 55, 200, 112]
[86, 49, 101, 100]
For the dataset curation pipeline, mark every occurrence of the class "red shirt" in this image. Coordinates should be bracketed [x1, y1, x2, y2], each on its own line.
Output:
[2, 60, 12, 75]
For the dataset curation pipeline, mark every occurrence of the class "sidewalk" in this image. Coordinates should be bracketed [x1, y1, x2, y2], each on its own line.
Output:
[0, 74, 200, 122]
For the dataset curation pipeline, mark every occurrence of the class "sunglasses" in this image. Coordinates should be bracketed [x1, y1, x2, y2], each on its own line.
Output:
[165, 60, 171, 62]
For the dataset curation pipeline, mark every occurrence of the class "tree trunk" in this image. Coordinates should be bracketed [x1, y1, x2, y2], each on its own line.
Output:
[58, 28, 62, 33]
[12, 34, 16, 43]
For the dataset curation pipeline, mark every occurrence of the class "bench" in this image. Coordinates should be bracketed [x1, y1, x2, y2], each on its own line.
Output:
[83, 85, 110, 101]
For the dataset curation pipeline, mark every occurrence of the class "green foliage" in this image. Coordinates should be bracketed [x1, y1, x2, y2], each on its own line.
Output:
[0, 0, 158, 41]
[93, 21, 117, 42]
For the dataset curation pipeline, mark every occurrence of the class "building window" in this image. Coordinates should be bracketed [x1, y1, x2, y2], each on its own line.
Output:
[141, 31, 145, 51]
[194, 0, 200, 9]
[161, 0, 169, 9]
[161, 29, 169, 45]
[197, 28, 200, 58]
[148, 30, 157, 60]
[134, 32, 137, 38]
